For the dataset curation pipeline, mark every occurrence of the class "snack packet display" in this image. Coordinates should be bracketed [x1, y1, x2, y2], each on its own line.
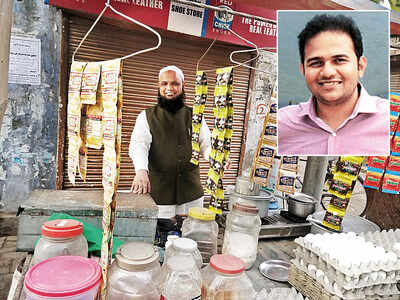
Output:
[86, 84, 104, 149]
[390, 92, 400, 113]
[323, 156, 364, 231]
[364, 167, 384, 190]
[334, 156, 363, 181]
[280, 156, 299, 173]
[67, 61, 87, 185]
[327, 195, 350, 216]
[99, 59, 122, 300]
[381, 172, 400, 194]
[257, 140, 276, 165]
[323, 210, 343, 232]
[276, 169, 296, 194]
[80, 62, 101, 105]
[252, 162, 271, 186]
[367, 156, 388, 170]
[207, 67, 233, 214]
[190, 71, 207, 165]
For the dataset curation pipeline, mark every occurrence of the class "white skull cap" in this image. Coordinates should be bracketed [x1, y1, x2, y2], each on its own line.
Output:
[159, 65, 184, 83]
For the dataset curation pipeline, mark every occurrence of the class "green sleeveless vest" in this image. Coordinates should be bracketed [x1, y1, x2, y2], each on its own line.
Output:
[146, 105, 204, 206]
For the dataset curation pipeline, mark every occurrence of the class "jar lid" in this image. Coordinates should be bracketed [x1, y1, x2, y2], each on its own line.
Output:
[172, 238, 198, 252]
[188, 207, 216, 221]
[233, 202, 259, 214]
[116, 242, 159, 270]
[42, 219, 83, 238]
[210, 254, 245, 274]
[24, 256, 101, 297]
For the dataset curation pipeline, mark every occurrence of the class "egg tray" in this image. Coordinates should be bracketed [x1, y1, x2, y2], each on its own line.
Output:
[291, 260, 400, 300]
[295, 235, 400, 277]
[293, 247, 400, 290]
[359, 230, 400, 258]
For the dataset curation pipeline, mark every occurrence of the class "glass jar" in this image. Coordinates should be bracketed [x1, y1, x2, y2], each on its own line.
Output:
[160, 246, 202, 300]
[201, 254, 256, 300]
[222, 203, 261, 269]
[32, 219, 88, 265]
[164, 237, 203, 269]
[181, 207, 218, 264]
[107, 242, 161, 300]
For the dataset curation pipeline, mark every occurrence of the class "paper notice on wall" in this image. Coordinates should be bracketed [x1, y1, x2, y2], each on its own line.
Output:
[8, 36, 41, 85]
[167, 0, 207, 37]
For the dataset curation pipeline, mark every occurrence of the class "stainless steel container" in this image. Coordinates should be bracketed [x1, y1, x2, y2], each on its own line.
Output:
[235, 176, 260, 196]
[286, 192, 317, 218]
[228, 190, 273, 218]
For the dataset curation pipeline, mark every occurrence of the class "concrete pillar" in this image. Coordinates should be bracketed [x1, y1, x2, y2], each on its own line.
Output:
[302, 156, 329, 211]
[0, 0, 13, 131]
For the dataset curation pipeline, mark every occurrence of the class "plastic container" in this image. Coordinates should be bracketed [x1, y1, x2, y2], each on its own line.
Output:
[201, 254, 256, 299]
[107, 242, 161, 300]
[24, 256, 101, 300]
[160, 246, 202, 300]
[181, 207, 218, 264]
[32, 219, 88, 265]
[164, 237, 203, 269]
[222, 203, 261, 269]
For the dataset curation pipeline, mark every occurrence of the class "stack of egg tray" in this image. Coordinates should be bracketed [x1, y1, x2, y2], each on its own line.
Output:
[288, 265, 399, 300]
[291, 232, 400, 300]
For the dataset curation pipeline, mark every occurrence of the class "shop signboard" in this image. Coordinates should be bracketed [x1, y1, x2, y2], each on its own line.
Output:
[46, 0, 276, 48]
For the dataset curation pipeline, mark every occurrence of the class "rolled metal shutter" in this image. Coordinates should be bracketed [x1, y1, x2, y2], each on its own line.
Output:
[391, 57, 400, 93]
[62, 15, 252, 198]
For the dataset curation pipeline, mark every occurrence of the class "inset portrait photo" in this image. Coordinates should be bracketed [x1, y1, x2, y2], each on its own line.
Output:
[277, 10, 390, 156]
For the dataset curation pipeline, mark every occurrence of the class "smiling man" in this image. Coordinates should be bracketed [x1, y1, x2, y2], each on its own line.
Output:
[277, 14, 390, 155]
[129, 66, 211, 221]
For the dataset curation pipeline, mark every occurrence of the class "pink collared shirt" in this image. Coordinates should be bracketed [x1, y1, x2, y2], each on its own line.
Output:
[277, 85, 390, 156]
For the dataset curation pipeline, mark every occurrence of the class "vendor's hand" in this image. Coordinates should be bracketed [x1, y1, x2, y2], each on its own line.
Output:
[224, 157, 232, 170]
[130, 170, 151, 194]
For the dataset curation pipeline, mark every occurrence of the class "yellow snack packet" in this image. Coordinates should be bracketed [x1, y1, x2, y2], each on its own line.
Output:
[81, 62, 101, 105]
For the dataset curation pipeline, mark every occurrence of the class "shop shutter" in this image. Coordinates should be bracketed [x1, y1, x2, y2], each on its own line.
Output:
[391, 58, 400, 93]
[62, 15, 253, 202]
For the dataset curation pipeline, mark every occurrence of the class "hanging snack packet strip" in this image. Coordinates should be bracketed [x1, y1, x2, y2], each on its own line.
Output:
[79, 105, 88, 181]
[78, 62, 102, 180]
[81, 62, 101, 105]
[207, 67, 233, 215]
[327, 195, 350, 216]
[86, 77, 104, 150]
[191, 71, 208, 165]
[324, 156, 363, 231]
[67, 61, 87, 185]
[322, 211, 343, 232]
[99, 59, 122, 300]
[390, 92, 400, 113]
[280, 156, 299, 173]
[364, 166, 384, 190]
[276, 169, 296, 194]
[250, 98, 277, 186]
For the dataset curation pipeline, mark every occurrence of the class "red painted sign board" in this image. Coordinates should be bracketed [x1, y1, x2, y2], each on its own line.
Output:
[47, 0, 276, 48]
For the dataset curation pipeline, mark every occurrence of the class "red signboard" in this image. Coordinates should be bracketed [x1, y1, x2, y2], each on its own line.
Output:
[47, 0, 276, 48]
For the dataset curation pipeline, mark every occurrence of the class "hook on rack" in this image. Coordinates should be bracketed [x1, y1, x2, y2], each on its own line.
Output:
[72, 0, 162, 62]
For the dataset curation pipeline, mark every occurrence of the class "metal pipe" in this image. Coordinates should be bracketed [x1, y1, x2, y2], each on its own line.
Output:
[173, 0, 276, 24]
[302, 156, 329, 211]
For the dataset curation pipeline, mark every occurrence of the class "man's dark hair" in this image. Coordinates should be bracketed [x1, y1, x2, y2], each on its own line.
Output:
[298, 14, 363, 63]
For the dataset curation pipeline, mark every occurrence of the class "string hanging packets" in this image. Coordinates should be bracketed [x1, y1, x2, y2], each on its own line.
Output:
[78, 62, 102, 181]
[67, 61, 87, 185]
[206, 67, 233, 215]
[99, 59, 122, 300]
[322, 156, 364, 231]
[276, 156, 299, 194]
[250, 93, 277, 186]
[190, 71, 208, 165]
[364, 92, 400, 194]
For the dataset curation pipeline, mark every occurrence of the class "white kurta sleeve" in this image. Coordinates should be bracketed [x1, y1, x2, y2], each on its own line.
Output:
[199, 117, 211, 161]
[129, 111, 152, 171]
